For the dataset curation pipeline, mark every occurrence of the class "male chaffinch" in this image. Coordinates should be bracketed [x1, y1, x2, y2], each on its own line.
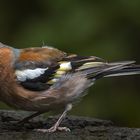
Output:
[0, 42, 140, 132]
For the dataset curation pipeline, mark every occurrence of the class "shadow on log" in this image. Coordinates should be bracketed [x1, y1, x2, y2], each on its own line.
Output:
[0, 110, 140, 140]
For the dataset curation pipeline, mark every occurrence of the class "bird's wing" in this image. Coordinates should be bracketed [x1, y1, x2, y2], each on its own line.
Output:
[14, 46, 106, 91]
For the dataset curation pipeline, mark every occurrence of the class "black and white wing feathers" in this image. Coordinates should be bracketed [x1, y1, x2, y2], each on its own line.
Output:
[14, 47, 105, 91]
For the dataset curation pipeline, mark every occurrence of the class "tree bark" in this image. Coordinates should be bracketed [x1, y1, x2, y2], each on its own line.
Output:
[0, 110, 140, 140]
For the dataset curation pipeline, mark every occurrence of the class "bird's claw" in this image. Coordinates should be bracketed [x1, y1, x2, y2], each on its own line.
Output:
[35, 126, 70, 133]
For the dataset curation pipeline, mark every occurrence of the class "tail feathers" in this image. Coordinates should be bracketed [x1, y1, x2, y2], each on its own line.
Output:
[86, 61, 140, 80]
[62, 55, 140, 80]
[104, 65, 140, 78]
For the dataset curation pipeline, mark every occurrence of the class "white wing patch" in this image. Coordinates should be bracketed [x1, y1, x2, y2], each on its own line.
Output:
[15, 62, 72, 83]
[15, 68, 48, 82]
[59, 62, 72, 71]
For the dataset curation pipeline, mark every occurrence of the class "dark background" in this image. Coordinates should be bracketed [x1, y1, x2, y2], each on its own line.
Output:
[0, 0, 140, 127]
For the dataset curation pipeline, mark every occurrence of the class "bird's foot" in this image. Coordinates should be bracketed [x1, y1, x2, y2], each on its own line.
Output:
[35, 126, 70, 133]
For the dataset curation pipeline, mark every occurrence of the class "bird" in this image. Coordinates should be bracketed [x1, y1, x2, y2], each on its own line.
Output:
[0, 42, 140, 133]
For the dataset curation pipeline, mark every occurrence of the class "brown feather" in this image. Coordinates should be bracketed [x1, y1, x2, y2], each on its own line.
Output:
[19, 47, 66, 63]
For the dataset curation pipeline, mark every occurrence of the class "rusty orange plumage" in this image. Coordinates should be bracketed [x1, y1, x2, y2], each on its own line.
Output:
[19, 47, 66, 63]
[0, 42, 140, 133]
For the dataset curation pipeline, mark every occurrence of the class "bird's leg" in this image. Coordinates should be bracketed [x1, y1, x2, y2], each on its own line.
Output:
[36, 104, 72, 133]
[17, 111, 44, 125]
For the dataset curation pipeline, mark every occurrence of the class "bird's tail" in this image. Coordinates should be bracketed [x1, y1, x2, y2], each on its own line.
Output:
[63, 55, 140, 80]
[85, 61, 140, 80]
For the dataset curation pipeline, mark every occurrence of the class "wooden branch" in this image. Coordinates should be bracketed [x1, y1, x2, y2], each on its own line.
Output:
[0, 110, 140, 140]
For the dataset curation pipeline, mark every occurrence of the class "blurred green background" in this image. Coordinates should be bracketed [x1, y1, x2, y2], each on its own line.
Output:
[0, 0, 140, 127]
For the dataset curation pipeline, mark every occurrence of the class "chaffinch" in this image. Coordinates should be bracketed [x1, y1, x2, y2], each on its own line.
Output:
[0, 42, 140, 132]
